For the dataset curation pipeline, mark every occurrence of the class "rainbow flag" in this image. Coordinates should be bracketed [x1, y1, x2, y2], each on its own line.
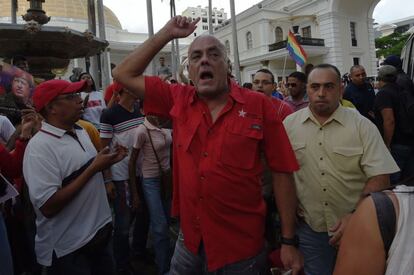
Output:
[286, 31, 308, 66]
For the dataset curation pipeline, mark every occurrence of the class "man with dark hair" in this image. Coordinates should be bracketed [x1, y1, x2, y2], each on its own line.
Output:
[23, 79, 127, 275]
[374, 65, 414, 184]
[285, 71, 308, 112]
[252, 69, 293, 120]
[99, 84, 148, 274]
[343, 65, 376, 122]
[113, 17, 303, 274]
[253, 69, 284, 99]
[157, 56, 172, 77]
[284, 63, 398, 275]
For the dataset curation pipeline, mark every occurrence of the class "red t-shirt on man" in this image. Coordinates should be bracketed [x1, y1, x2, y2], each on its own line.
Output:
[144, 76, 298, 271]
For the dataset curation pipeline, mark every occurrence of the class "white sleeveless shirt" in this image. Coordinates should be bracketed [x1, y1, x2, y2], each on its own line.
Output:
[385, 185, 414, 275]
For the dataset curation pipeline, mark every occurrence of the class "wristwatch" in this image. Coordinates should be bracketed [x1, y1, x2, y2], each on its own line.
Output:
[280, 236, 299, 247]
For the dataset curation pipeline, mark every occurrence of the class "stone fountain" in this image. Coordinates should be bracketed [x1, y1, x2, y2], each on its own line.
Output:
[0, 0, 108, 79]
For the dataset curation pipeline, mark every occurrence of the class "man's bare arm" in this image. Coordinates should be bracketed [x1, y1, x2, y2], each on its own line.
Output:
[329, 174, 390, 246]
[273, 172, 303, 274]
[273, 172, 297, 238]
[112, 16, 199, 99]
[40, 146, 127, 218]
[360, 174, 390, 200]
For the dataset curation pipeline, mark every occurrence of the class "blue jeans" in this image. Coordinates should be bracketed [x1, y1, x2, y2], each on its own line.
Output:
[47, 224, 115, 275]
[390, 144, 414, 185]
[297, 222, 336, 275]
[113, 179, 149, 271]
[142, 177, 171, 275]
[0, 212, 13, 275]
[170, 231, 267, 275]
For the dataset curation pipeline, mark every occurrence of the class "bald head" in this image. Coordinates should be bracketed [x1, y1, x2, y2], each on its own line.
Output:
[188, 35, 227, 62]
[349, 65, 367, 86]
[186, 34, 230, 98]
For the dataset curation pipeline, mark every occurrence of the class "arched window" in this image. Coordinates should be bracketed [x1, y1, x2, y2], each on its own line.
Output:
[275, 27, 283, 42]
[225, 40, 231, 55]
[246, 31, 253, 49]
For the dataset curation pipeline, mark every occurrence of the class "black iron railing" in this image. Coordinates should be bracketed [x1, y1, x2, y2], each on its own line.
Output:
[268, 37, 325, 51]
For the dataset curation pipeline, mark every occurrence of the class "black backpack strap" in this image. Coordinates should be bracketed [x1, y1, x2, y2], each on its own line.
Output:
[371, 192, 396, 254]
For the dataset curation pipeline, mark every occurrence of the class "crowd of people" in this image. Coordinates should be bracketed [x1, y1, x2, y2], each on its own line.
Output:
[0, 15, 414, 275]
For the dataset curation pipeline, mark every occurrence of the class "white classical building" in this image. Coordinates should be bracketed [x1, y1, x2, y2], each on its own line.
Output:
[180, 0, 381, 83]
[0, 0, 383, 84]
[182, 5, 228, 39]
[375, 16, 414, 38]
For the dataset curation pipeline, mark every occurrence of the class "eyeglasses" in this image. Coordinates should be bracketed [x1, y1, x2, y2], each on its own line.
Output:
[286, 83, 297, 87]
[253, 80, 273, 86]
[55, 92, 81, 101]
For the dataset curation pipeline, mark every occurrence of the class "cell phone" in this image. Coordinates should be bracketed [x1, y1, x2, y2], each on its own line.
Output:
[270, 267, 293, 275]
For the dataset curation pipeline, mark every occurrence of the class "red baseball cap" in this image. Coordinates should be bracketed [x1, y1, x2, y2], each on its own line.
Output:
[32, 79, 87, 112]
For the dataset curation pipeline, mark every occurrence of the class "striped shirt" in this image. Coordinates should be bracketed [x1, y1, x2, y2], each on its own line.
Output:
[100, 103, 144, 181]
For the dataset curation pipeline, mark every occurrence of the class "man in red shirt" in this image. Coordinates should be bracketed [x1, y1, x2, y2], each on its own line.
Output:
[113, 16, 303, 274]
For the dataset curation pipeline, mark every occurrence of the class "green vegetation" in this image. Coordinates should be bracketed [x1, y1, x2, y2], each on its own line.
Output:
[375, 32, 410, 58]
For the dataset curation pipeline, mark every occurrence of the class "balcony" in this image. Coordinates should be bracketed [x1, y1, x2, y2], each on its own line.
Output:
[268, 36, 325, 52]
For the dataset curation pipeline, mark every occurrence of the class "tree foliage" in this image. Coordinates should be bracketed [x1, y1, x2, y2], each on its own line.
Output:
[375, 32, 410, 58]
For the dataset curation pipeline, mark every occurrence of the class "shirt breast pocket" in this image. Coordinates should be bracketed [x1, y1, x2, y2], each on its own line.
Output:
[220, 119, 263, 170]
[332, 146, 363, 175]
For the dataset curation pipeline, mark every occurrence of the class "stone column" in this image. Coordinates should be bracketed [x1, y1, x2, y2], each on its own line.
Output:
[318, 12, 345, 74]
[87, 0, 100, 89]
[208, 0, 213, 35]
[367, 17, 377, 76]
[96, 0, 111, 89]
[11, 0, 17, 23]
[147, 0, 156, 75]
[230, 0, 241, 83]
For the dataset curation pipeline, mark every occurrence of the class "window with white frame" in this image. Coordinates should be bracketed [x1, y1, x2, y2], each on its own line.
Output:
[246, 31, 253, 49]
[225, 40, 231, 55]
[275, 27, 283, 42]
[302, 26, 311, 38]
[350, 22, 357, 47]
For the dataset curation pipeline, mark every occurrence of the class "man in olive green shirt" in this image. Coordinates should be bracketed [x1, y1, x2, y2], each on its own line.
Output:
[283, 64, 399, 275]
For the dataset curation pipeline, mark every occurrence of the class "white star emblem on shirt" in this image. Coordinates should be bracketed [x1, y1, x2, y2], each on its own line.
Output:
[238, 109, 247, 117]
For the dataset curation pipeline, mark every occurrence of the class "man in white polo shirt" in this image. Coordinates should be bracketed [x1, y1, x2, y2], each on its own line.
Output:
[23, 79, 127, 275]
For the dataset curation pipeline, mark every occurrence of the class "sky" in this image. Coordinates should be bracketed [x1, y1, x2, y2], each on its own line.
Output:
[103, 0, 414, 33]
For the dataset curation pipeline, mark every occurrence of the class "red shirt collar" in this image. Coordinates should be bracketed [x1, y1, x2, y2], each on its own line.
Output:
[189, 78, 246, 105]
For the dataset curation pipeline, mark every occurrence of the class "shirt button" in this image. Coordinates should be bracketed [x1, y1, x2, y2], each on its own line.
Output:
[319, 142, 322, 146]
[323, 188, 327, 192]
[321, 172, 325, 176]
[320, 157, 323, 160]
[325, 202, 328, 206]
[319, 127, 323, 131]
[203, 152, 208, 157]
